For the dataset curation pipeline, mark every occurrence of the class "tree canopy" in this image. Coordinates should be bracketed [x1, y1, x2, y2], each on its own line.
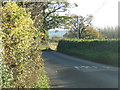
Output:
[15, 2, 77, 40]
[63, 14, 106, 39]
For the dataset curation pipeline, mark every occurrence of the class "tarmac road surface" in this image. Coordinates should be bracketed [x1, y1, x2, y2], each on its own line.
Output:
[42, 51, 118, 88]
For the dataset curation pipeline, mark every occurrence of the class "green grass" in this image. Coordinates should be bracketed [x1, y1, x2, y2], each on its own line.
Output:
[60, 48, 118, 66]
[50, 42, 58, 46]
[40, 44, 49, 50]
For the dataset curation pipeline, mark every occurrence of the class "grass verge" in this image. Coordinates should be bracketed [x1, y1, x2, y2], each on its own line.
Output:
[58, 48, 118, 67]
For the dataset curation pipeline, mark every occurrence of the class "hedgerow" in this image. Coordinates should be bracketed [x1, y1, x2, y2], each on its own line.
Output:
[57, 39, 119, 66]
[58, 39, 119, 51]
[1, 2, 49, 88]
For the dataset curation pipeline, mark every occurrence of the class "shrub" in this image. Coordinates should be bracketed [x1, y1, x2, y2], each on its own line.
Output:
[1, 2, 49, 88]
[57, 39, 119, 66]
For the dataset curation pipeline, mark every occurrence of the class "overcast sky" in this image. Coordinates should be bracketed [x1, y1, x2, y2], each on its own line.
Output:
[67, 0, 119, 28]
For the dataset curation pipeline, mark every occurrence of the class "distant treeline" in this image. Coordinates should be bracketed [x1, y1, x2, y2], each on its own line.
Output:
[98, 26, 119, 39]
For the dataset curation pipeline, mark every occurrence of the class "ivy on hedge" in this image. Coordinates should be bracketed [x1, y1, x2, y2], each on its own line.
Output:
[1, 2, 49, 88]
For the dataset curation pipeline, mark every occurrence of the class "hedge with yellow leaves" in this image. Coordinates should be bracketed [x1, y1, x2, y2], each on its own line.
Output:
[1, 2, 49, 88]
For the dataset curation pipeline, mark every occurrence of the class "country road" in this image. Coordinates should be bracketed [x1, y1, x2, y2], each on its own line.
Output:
[42, 51, 118, 88]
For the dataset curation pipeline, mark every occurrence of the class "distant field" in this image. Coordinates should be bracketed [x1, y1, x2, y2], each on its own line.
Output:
[57, 39, 119, 67]
[48, 30, 68, 38]
[40, 44, 49, 50]
[40, 42, 58, 51]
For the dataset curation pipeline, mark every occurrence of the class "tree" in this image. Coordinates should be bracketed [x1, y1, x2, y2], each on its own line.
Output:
[81, 26, 106, 39]
[42, 2, 77, 30]
[98, 26, 119, 39]
[67, 14, 93, 39]
[15, 2, 77, 40]
[63, 14, 106, 39]
[63, 30, 77, 39]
